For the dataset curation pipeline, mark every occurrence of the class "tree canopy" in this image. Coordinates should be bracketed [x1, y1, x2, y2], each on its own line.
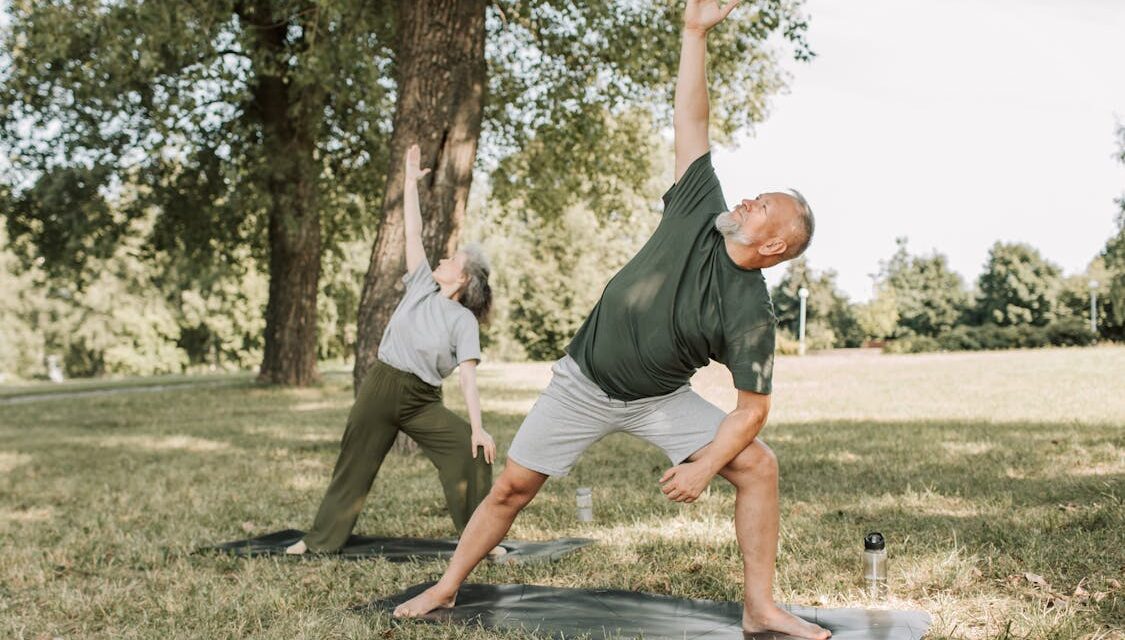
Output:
[1102, 124, 1125, 330]
[877, 237, 970, 337]
[976, 241, 1062, 327]
[2, 0, 814, 385]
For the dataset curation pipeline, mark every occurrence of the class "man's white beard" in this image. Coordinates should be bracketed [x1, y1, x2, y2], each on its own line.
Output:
[714, 211, 751, 245]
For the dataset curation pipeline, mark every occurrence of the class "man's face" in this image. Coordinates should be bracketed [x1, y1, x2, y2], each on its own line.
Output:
[728, 192, 800, 247]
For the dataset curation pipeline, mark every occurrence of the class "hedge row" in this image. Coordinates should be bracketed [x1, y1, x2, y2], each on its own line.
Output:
[884, 317, 1097, 353]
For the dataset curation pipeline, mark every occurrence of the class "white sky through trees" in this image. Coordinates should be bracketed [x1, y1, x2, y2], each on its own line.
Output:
[713, 0, 1125, 301]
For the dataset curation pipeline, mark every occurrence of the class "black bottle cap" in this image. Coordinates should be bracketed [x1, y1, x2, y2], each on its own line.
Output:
[864, 532, 885, 551]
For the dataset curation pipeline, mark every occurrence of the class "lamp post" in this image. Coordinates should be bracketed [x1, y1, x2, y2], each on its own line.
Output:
[1089, 279, 1099, 335]
[798, 286, 809, 356]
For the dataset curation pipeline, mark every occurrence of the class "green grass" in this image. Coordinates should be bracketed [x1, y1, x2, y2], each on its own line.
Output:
[1, 347, 1122, 639]
[0, 371, 254, 400]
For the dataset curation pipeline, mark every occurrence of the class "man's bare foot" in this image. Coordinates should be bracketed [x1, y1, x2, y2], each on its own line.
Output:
[744, 603, 831, 639]
[393, 584, 457, 618]
[285, 540, 307, 555]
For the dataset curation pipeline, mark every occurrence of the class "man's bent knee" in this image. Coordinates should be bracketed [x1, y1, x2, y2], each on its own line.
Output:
[489, 462, 547, 509]
[723, 439, 778, 482]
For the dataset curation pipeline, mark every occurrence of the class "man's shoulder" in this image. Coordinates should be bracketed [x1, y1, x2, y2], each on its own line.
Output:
[662, 152, 725, 216]
[719, 270, 774, 320]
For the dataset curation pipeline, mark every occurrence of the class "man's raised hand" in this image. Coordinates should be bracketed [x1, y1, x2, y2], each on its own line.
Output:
[683, 0, 740, 35]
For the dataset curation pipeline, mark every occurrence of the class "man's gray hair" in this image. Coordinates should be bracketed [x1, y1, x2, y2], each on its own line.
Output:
[458, 243, 492, 322]
[783, 188, 815, 260]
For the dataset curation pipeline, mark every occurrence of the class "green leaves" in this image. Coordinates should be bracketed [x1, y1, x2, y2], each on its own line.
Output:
[1, 0, 393, 279]
[5, 164, 119, 281]
[483, 0, 809, 219]
[1, 0, 812, 377]
[771, 256, 862, 348]
[976, 242, 1062, 327]
[878, 237, 971, 337]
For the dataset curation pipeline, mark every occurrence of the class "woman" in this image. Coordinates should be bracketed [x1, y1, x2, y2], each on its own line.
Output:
[287, 143, 496, 554]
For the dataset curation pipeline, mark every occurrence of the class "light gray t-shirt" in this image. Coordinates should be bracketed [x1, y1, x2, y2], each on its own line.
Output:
[377, 260, 481, 387]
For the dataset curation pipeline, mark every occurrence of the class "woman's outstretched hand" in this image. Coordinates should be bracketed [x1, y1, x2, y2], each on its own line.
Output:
[683, 0, 740, 35]
[404, 143, 432, 182]
[471, 428, 497, 465]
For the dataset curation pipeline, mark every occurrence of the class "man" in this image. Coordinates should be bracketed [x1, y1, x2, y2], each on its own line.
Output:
[396, 1, 827, 638]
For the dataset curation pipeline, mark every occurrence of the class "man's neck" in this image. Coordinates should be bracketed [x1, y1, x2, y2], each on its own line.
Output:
[724, 239, 769, 270]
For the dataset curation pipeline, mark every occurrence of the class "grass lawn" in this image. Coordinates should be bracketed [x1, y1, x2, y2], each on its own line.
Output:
[1, 346, 1122, 639]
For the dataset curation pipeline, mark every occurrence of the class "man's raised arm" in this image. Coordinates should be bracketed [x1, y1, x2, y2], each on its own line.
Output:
[674, 0, 740, 182]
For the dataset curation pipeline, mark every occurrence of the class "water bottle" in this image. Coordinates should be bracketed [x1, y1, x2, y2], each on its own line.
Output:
[863, 531, 887, 596]
[576, 487, 593, 522]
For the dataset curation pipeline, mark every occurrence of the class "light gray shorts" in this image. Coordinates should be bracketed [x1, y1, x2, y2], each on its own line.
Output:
[506, 355, 727, 477]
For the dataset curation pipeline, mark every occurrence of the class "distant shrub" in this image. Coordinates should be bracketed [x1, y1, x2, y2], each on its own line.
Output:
[1046, 317, 1097, 347]
[936, 326, 981, 351]
[885, 320, 1098, 353]
[776, 329, 800, 355]
[775, 323, 838, 355]
[1015, 324, 1049, 349]
[972, 324, 1010, 350]
[884, 335, 941, 353]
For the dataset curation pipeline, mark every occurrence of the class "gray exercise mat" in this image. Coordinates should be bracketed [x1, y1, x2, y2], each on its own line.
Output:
[201, 529, 594, 564]
[370, 582, 932, 639]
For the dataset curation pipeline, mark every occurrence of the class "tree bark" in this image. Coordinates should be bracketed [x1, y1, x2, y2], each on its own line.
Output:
[354, 0, 488, 395]
[246, 2, 324, 386]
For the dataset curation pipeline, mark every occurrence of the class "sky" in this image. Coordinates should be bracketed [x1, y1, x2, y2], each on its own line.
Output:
[711, 0, 1125, 301]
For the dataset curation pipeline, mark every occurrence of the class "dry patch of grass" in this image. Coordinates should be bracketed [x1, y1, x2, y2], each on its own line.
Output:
[0, 505, 54, 525]
[0, 451, 32, 473]
[82, 434, 234, 453]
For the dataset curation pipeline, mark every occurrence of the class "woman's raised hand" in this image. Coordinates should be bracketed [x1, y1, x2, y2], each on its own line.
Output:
[683, 0, 740, 34]
[404, 143, 432, 182]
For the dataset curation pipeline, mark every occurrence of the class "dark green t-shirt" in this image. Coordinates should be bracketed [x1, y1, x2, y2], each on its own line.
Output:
[567, 152, 777, 401]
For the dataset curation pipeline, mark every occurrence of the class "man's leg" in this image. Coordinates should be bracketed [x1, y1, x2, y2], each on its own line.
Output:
[396, 354, 607, 616]
[393, 459, 548, 616]
[692, 440, 829, 639]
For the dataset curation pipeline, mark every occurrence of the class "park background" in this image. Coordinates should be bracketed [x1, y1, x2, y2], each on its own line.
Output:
[1, 0, 1124, 381]
[1, 1, 1123, 639]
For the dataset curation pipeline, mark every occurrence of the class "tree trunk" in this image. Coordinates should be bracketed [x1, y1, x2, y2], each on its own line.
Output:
[258, 172, 321, 386]
[246, 3, 324, 386]
[354, 0, 487, 398]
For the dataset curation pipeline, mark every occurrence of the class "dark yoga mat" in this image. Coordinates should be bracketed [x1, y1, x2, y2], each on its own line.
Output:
[201, 529, 594, 564]
[369, 582, 933, 640]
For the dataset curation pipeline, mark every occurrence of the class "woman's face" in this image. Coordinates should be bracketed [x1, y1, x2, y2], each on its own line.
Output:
[433, 251, 468, 289]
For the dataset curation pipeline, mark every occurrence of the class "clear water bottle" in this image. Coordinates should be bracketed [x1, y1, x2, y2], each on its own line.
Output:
[863, 532, 887, 597]
[576, 487, 593, 522]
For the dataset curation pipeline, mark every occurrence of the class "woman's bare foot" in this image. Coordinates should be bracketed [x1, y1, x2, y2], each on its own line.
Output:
[393, 584, 457, 618]
[284, 540, 307, 555]
[744, 603, 831, 639]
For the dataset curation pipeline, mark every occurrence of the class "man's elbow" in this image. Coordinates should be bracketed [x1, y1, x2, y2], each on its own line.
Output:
[733, 406, 769, 437]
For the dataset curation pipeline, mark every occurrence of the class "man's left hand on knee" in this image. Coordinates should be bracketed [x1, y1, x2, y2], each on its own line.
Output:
[659, 461, 715, 503]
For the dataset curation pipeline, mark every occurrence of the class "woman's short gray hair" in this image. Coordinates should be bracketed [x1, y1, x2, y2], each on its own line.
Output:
[458, 243, 492, 322]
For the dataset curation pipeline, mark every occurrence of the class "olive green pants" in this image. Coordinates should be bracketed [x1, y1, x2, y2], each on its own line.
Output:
[303, 360, 492, 552]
